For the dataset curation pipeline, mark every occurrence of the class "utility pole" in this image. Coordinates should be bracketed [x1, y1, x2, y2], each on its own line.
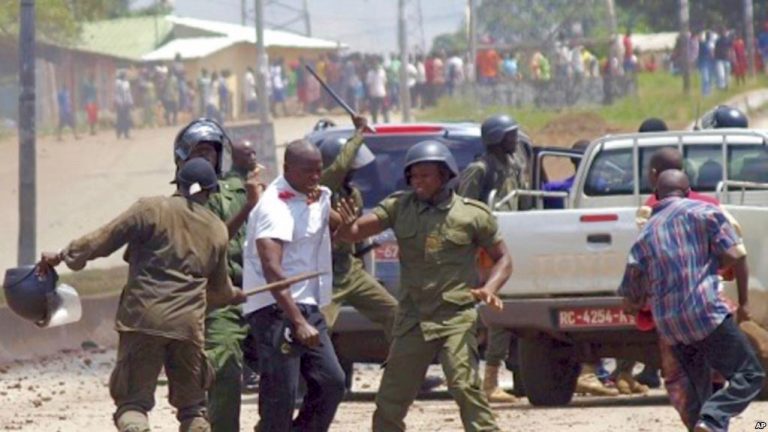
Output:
[302, 0, 311, 37]
[255, 0, 270, 124]
[679, 0, 691, 93]
[18, 0, 36, 266]
[744, 0, 756, 76]
[606, 0, 617, 35]
[241, 0, 247, 25]
[416, 0, 426, 53]
[468, 0, 477, 83]
[399, 0, 412, 122]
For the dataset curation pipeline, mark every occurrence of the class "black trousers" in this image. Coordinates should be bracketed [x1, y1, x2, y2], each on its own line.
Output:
[246, 304, 346, 432]
[671, 315, 765, 431]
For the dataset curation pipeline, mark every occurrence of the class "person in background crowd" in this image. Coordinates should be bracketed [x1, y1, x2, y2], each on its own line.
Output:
[270, 58, 288, 118]
[732, 33, 748, 86]
[714, 28, 733, 91]
[139, 68, 156, 128]
[446, 51, 465, 96]
[162, 70, 180, 126]
[366, 56, 389, 124]
[57, 84, 79, 141]
[115, 70, 133, 139]
[244, 66, 258, 117]
[197, 68, 211, 117]
[81, 74, 99, 135]
[415, 54, 427, 108]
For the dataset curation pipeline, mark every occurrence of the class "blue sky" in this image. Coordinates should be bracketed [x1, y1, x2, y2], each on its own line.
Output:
[140, 0, 468, 53]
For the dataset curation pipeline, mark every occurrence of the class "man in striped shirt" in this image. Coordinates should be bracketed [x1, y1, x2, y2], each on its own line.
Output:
[618, 169, 764, 432]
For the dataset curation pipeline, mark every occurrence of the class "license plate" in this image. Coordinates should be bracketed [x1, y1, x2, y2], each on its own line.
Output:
[374, 242, 399, 262]
[558, 306, 636, 328]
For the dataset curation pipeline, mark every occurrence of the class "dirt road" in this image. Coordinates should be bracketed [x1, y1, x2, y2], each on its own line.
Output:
[0, 345, 766, 431]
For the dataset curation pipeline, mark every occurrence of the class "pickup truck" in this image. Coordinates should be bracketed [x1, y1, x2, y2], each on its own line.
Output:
[480, 128, 768, 406]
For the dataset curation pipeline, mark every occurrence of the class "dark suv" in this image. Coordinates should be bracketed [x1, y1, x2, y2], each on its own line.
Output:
[306, 122, 534, 378]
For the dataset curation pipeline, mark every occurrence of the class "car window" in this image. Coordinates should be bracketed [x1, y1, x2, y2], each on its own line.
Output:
[584, 142, 768, 196]
[584, 148, 635, 195]
[685, 145, 722, 191]
[352, 134, 484, 207]
[730, 145, 768, 183]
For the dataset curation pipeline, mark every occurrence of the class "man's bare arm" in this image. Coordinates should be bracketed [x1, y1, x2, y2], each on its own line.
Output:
[256, 237, 320, 347]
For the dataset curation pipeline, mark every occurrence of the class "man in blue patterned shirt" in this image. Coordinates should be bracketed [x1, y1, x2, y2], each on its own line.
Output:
[618, 169, 764, 432]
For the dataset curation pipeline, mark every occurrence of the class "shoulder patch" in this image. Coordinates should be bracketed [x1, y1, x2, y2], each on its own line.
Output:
[461, 197, 493, 214]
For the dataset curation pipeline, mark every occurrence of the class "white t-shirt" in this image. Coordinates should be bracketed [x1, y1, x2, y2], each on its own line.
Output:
[366, 67, 387, 98]
[243, 176, 333, 313]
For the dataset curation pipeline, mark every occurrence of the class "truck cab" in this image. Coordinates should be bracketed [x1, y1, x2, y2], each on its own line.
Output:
[480, 128, 768, 406]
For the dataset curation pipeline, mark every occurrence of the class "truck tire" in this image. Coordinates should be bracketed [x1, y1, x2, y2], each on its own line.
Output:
[519, 335, 579, 406]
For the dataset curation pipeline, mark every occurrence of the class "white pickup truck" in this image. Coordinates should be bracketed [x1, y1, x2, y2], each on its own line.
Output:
[480, 128, 768, 406]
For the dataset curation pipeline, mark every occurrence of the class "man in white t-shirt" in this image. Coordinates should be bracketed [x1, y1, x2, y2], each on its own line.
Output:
[243, 139, 346, 432]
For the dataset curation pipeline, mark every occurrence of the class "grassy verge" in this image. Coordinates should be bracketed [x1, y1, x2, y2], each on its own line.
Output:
[417, 73, 768, 132]
[0, 266, 127, 307]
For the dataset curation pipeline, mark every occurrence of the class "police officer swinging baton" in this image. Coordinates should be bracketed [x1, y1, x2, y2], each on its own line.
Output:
[305, 65, 376, 133]
[243, 271, 326, 297]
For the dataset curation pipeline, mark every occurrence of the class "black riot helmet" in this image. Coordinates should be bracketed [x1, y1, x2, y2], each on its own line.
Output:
[319, 136, 376, 170]
[403, 140, 459, 184]
[3, 265, 57, 325]
[700, 105, 749, 129]
[173, 118, 233, 175]
[481, 115, 519, 147]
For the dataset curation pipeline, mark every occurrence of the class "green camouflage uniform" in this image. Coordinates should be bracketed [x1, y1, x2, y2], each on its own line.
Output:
[371, 191, 501, 432]
[320, 134, 398, 340]
[457, 150, 527, 369]
[205, 172, 250, 432]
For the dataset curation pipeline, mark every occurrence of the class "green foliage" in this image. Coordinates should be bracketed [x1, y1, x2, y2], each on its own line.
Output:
[478, 0, 607, 44]
[0, 0, 80, 43]
[432, 30, 467, 55]
[615, 0, 768, 33]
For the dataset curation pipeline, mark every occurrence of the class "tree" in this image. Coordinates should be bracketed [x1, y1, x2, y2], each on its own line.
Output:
[432, 29, 467, 54]
[615, 0, 768, 34]
[477, 0, 607, 45]
[0, 0, 80, 44]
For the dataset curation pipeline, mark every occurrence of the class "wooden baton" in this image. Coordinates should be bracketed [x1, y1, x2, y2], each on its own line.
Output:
[242, 271, 325, 297]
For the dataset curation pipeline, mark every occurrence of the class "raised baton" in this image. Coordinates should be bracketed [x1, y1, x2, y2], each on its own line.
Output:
[243, 271, 325, 297]
[305, 65, 376, 133]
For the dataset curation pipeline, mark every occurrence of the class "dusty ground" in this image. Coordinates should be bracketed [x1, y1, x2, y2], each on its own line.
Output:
[0, 345, 766, 431]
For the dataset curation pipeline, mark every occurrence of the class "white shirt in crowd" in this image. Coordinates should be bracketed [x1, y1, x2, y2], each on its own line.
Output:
[244, 70, 257, 101]
[270, 65, 285, 91]
[366, 66, 387, 98]
[114, 78, 133, 107]
[448, 55, 465, 83]
[416, 61, 427, 84]
[406, 62, 418, 88]
[243, 176, 333, 314]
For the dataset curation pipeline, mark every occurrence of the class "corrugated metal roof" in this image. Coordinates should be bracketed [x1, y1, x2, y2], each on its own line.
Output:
[631, 32, 678, 53]
[142, 37, 238, 61]
[77, 16, 174, 61]
[166, 15, 345, 49]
